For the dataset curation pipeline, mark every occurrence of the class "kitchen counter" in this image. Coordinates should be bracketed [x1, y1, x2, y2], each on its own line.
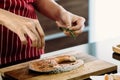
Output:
[44, 37, 120, 67]
[1, 37, 120, 80]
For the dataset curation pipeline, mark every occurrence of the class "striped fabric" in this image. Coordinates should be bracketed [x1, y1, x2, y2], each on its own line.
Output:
[0, 0, 44, 67]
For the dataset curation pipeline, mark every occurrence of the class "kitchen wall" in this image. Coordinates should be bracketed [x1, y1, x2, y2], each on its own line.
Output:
[89, 0, 120, 42]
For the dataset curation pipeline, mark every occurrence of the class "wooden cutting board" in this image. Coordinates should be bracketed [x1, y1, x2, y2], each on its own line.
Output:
[0, 52, 117, 80]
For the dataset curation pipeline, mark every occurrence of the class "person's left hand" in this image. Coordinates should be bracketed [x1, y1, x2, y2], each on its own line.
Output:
[56, 11, 85, 37]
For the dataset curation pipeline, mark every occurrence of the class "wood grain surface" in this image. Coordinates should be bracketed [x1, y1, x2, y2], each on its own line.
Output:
[0, 52, 117, 80]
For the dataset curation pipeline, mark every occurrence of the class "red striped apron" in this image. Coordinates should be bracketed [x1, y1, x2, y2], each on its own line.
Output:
[0, 0, 44, 67]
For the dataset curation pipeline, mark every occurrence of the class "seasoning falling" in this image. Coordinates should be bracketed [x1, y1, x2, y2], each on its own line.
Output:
[59, 27, 76, 39]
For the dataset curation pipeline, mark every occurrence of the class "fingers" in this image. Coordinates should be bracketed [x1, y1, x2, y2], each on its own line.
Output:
[25, 20, 45, 49]
[35, 20, 45, 49]
[73, 29, 82, 37]
[16, 30, 27, 45]
[24, 26, 38, 47]
[68, 17, 85, 37]
[70, 17, 85, 31]
[65, 14, 72, 28]
[26, 22, 41, 48]
[63, 31, 70, 36]
[30, 26, 41, 48]
[72, 24, 85, 37]
[56, 11, 85, 38]
[1, 10, 44, 49]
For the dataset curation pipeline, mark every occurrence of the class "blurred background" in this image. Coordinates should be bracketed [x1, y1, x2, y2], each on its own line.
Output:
[36, 0, 120, 53]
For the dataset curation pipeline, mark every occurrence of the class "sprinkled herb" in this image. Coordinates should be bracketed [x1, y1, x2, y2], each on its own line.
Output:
[59, 27, 76, 39]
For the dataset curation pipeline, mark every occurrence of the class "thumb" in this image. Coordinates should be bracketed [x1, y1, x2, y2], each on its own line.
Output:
[65, 16, 72, 28]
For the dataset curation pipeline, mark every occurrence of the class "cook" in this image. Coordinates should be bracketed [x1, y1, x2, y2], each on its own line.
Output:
[0, 0, 85, 68]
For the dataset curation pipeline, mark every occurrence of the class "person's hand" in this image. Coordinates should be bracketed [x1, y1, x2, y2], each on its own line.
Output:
[0, 9, 45, 49]
[56, 11, 85, 37]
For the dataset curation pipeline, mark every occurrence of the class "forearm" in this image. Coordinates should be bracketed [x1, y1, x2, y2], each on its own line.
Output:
[0, 9, 16, 25]
[0, 9, 4, 22]
[0, 9, 6, 25]
[34, 0, 67, 21]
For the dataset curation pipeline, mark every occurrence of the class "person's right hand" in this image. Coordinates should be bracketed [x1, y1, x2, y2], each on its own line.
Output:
[0, 9, 45, 49]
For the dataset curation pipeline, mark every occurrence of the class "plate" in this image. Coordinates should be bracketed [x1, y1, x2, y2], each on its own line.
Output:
[112, 44, 120, 54]
[29, 58, 84, 73]
[90, 73, 120, 80]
